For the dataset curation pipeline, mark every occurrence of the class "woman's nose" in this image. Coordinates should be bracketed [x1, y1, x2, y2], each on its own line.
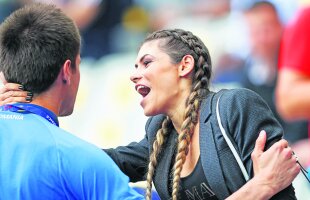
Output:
[130, 71, 142, 83]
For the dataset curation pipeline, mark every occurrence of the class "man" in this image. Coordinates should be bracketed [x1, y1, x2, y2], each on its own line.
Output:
[275, 6, 310, 200]
[275, 6, 310, 168]
[0, 3, 143, 199]
[276, 6, 310, 124]
[241, 1, 308, 145]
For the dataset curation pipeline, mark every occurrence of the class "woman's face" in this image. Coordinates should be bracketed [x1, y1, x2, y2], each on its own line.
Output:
[130, 40, 184, 116]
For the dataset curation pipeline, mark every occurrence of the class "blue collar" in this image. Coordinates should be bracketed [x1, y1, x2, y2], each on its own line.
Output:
[0, 103, 59, 127]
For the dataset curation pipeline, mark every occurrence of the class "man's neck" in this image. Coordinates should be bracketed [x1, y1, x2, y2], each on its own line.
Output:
[30, 94, 61, 116]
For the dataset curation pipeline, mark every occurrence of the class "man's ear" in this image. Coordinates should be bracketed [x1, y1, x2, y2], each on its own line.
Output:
[178, 55, 195, 77]
[61, 59, 72, 85]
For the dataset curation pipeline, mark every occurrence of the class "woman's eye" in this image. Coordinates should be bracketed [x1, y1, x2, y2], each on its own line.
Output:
[143, 60, 151, 67]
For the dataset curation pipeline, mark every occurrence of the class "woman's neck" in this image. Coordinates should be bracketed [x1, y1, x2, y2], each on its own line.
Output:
[167, 82, 193, 134]
[170, 112, 184, 134]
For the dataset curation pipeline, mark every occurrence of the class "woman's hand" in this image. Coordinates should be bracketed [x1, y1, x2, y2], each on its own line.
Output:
[0, 83, 32, 106]
[227, 130, 300, 200]
[251, 130, 300, 197]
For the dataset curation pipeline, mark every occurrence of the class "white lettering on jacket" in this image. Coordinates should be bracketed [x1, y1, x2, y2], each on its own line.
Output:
[0, 114, 24, 120]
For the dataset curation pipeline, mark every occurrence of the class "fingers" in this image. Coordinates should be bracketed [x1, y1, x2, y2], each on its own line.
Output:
[290, 151, 301, 175]
[292, 162, 301, 177]
[0, 91, 29, 101]
[284, 152, 301, 184]
[252, 130, 267, 175]
[0, 83, 24, 93]
[273, 141, 301, 175]
[265, 139, 290, 163]
[0, 96, 31, 106]
[0, 83, 32, 106]
[268, 139, 289, 158]
[282, 146, 293, 160]
[276, 139, 289, 149]
[0, 71, 7, 84]
[253, 130, 267, 155]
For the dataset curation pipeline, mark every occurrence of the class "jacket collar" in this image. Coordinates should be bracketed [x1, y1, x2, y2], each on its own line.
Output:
[200, 91, 215, 123]
[199, 91, 231, 199]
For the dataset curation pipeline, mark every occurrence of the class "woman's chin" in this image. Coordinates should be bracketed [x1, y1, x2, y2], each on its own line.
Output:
[143, 108, 159, 117]
[143, 110, 152, 117]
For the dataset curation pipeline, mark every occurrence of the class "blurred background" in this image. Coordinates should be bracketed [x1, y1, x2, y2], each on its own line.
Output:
[1, 0, 309, 198]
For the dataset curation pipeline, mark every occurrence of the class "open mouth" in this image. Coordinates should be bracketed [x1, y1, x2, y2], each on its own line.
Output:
[136, 85, 151, 97]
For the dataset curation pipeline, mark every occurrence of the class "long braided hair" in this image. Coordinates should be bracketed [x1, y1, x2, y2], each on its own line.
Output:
[143, 29, 212, 200]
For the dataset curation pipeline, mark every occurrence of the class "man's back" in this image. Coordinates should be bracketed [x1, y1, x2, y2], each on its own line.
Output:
[0, 104, 143, 200]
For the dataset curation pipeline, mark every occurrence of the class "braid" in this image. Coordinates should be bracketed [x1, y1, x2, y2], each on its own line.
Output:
[172, 78, 202, 199]
[143, 28, 212, 199]
[145, 117, 172, 200]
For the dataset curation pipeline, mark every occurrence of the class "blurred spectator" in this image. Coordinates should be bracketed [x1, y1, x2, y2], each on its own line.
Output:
[0, 0, 22, 22]
[25, 0, 139, 60]
[276, 6, 310, 168]
[151, 0, 250, 76]
[211, 53, 245, 85]
[29, 0, 104, 29]
[241, 1, 308, 144]
[275, 4, 310, 196]
[231, 0, 298, 24]
[77, 0, 136, 59]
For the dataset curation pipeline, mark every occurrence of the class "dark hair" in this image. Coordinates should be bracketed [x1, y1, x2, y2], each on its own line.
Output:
[142, 29, 212, 200]
[247, 1, 277, 13]
[0, 3, 81, 93]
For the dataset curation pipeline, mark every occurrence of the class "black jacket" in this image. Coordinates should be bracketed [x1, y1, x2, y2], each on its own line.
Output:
[105, 88, 296, 199]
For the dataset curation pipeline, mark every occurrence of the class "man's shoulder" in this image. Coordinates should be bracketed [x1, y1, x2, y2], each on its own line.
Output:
[50, 128, 106, 158]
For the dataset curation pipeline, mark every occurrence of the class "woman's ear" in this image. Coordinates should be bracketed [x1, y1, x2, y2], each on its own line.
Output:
[178, 55, 195, 77]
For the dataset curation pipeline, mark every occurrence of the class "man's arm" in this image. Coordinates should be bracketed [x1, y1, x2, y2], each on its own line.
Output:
[276, 68, 310, 121]
[60, 144, 144, 200]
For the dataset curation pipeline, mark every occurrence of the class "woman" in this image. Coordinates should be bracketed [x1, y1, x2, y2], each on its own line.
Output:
[105, 29, 299, 200]
[0, 29, 300, 199]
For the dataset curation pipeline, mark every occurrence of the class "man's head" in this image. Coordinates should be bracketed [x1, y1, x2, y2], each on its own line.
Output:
[245, 1, 283, 59]
[0, 3, 81, 116]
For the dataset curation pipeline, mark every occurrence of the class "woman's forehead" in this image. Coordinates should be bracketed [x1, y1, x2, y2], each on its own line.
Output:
[140, 40, 160, 51]
[136, 40, 163, 59]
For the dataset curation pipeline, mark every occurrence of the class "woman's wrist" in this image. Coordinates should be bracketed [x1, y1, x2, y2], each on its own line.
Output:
[226, 176, 275, 200]
[249, 176, 275, 200]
